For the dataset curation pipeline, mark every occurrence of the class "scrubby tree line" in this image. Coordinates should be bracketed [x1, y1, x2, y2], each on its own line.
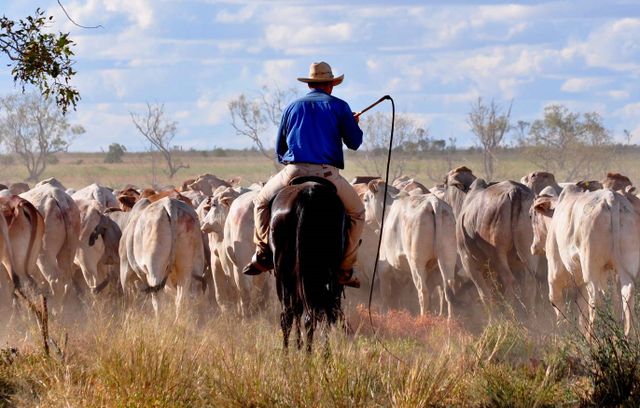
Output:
[469, 98, 622, 182]
[229, 87, 629, 182]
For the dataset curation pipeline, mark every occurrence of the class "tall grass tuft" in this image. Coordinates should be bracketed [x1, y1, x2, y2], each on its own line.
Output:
[567, 305, 640, 407]
[0, 303, 587, 407]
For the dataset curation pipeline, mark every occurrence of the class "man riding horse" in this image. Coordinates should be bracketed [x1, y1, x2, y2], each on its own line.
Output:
[243, 61, 364, 288]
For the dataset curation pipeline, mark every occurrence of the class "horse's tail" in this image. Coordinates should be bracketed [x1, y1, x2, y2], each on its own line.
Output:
[294, 198, 309, 313]
[295, 184, 343, 320]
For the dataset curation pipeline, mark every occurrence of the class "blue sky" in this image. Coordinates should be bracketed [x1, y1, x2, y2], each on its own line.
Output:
[1, 0, 639, 152]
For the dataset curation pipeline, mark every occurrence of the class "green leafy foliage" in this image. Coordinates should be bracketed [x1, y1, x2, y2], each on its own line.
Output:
[104, 143, 127, 163]
[568, 306, 640, 407]
[517, 105, 614, 180]
[0, 8, 79, 114]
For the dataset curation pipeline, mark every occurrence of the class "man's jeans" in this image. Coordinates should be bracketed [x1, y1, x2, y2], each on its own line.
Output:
[253, 163, 365, 271]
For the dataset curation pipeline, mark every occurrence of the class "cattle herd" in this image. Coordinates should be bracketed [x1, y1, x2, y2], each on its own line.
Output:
[0, 168, 637, 337]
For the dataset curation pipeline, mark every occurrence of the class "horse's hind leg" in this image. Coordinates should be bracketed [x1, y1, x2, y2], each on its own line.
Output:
[280, 308, 294, 351]
[294, 315, 303, 350]
[304, 312, 315, 353]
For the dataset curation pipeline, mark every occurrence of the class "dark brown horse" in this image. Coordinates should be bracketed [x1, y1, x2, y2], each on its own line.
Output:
[269, 177, 346, 352]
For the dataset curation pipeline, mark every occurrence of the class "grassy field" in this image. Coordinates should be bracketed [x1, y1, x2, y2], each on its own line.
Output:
[2, 296, 639, 407]
[0, 147, 638, 190]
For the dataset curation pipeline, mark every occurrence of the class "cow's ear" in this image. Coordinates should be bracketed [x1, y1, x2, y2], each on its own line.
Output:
[576, 180, 602, 191]
[387, 185, 400, 197]
[220, 196, 234, 207]
[575, 180, 590, 191]
[118, 195, 138, 211]
[393, 190, 408, 199]
[227, 176, 241, 186]
[450, 180, 466, 191]
[533, 195, 555, 215]
[626, 185, 636, 194]
[367, 180, 379, 193]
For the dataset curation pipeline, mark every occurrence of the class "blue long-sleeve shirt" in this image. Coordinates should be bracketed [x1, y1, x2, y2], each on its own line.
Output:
[276, 89, 363, 169]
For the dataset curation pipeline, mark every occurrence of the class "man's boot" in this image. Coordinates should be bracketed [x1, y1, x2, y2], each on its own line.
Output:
[242, 246, 274, 276]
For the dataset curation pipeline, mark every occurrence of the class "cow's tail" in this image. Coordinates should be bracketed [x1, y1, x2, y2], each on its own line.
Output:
[0, 213, 18, 289]
[607, 193, 623, 279]
[430, 196, 456, 298]
[56, 198, 78, 273]
[509, 185, 533, 274]
[163, 199, 179, 283]
[143, 275, 168, 293]
[21, 200, 44, 284]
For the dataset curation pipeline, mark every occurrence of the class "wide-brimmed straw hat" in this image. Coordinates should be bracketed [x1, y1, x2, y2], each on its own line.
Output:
[297, 61, 344, 86]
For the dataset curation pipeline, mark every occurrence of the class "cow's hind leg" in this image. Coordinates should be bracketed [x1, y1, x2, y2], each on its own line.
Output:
[491, 252, 521, 316]
[409, 261, 429, 316]
[460, 251, 494, 321]
[174, 284, 185, 323]
[151, 292, 160, 319]
[620, 277, 635, 336]
[585, 282, 601, 336]
[37, 252, 65, 314]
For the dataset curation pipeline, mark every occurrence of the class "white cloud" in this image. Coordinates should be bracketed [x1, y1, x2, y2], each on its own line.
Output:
[260, 59, 296, 87]
[74, 67, 163, 101]
[215, 4, 257, 23]
[99, 69, 130, 98]
[72, 27, 158, 62]
[574, 18, 640, 72]
[608, 90, 630, 100]
[440, 89, 481, 106]
[499, 78, 531, 99]
[366, 59, 379, 72]
[507, 22, 528, 37]
[195, 94, 230, 125]
[69, 104, 141, 151]
[265, 22, 353, 51]
[471, 4, 535, 25]
[561, 77, 608, 93]
[617, 102, 640, 119]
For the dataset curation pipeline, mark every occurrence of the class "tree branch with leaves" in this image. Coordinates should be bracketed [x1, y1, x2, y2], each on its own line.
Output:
[1, 9, 79, 114]
[518, 105, 615, 180]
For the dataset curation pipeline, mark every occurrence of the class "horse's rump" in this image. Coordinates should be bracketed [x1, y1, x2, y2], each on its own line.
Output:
[270, 180, 345, 323]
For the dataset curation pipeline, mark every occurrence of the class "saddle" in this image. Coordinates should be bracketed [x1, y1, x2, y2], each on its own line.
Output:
[288, 176, 337, 193]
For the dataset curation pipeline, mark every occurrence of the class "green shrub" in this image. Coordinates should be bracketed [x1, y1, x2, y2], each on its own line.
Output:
[570, 312, 640, 407]
[104, 143, 126, 163]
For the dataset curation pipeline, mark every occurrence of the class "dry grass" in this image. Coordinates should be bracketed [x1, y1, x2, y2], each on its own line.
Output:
[0, 299, 589, 408]
[1, 147, 639, 190]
